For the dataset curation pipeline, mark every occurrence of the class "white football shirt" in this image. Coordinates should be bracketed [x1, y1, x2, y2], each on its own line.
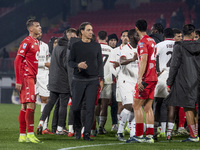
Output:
[156, 39, 175, 72]
[109, 44, 123, 77]
[37, 41, 50, 77]
[118, 43, 138, 83]
[100, 43, 113, 84]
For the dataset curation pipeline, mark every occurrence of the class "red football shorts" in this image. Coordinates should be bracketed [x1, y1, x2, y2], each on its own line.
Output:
[134, 81, 157, 100]
[20, 76, 36, 104]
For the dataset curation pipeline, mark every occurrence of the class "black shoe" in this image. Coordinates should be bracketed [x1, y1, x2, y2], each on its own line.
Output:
[74, 129, 81, 140]
[83, 133, 93, 141]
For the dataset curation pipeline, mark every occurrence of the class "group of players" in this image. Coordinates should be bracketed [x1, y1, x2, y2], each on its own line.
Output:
[14, 18, 200, 144]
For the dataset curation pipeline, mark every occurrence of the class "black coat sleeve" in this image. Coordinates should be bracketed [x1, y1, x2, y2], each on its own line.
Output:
[97, 44, 104, 81]
[68, 44, 78, 68]
[167, 44, 182, 86]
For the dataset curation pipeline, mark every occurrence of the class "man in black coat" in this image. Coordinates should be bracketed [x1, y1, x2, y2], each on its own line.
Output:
[68, 22, 104, 141]
[165, 24, 200, 142]
[36, 28, 77, 135]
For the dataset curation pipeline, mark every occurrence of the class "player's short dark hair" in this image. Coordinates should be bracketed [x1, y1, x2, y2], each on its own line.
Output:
[98, 31, 107, 40]
[172, 28, 182, 35]
[66, 28, 77, 34]
[195, 30, 200, 36]
[135, 19, 147, 32]
[63, 28, 77, 37]
[163, 28, 174, 38]
[153, 23, 164, 34]
[182, 24, 195, 36]
[26, 19, 39, 29]
[79, 22, 91, 31]
[128, 29, 136, 39]
[121, 30, 129, 36]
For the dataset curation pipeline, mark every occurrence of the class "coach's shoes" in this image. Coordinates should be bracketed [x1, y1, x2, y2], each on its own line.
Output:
[36, 124, 43, 135]
[181, 136, 199, 142]
[74, 129, 81, 140]
[18, 135, 26, 143]
[83, 133, 93, 141]
[116, 133, 125, 142]
[26, 134, 42, 143]
[145, 137, 154, 143]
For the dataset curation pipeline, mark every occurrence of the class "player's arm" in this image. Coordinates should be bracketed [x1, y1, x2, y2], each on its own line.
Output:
[166, 44, 182, 92]
[137, 54, 148, 92]
[14, 55, 24, 92]
[120, 52, 137, 65]
[45, 45, 50, 68]
[97, 44, 104, 91]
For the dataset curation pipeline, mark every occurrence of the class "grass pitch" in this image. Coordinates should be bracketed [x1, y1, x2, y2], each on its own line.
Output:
[0, 104, 199, 150]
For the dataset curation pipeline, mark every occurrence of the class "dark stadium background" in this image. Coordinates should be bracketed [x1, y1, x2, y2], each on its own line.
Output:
[0, 0, 199, 103]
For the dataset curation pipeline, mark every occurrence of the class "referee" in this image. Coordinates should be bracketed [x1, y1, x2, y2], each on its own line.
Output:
[68, 22, 104, 141]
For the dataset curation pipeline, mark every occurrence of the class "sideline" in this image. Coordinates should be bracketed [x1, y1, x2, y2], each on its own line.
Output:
[58, 143, 125, 150]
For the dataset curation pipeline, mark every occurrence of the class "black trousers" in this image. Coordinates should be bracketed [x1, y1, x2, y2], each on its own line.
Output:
[71, 79, 99, 134]
[41, 91, 70, 128]
[154, 97, 168, 123]
[198, 101, 200, 135]
[111, 83, 118, 125]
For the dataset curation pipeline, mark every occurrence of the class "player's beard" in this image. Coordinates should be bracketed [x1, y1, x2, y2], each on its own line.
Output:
[133, 38, 139, 45]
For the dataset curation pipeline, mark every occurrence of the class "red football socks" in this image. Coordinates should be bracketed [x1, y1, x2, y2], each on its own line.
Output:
[178, 107, 186, 128]
[25, 108, 35, 133]
[135, 123, 144, 136]
[19, 109, 26, 134]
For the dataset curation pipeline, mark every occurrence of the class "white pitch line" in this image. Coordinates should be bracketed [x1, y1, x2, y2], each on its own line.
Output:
[58, 143, 125, 150]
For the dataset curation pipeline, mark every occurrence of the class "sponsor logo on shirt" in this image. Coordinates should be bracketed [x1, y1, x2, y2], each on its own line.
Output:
[23, 43, 27, 49]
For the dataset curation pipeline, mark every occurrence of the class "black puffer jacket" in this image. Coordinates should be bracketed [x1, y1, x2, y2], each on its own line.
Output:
[48, 36, 70, 93]
[165, 40, 200, 108]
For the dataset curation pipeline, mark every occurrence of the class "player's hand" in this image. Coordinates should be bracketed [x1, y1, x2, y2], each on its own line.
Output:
[137, 78, 144, 92]
[16, 83, 22, 92]
[45, 62, 50, 68]
[167, 86, 171, 92]
[113, 62, 119, 68]
[99, 80, 104, 92]
[78, 61, 88, 69]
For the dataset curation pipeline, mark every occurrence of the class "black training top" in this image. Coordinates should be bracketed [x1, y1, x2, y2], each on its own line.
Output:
[68, 40, 104, 81]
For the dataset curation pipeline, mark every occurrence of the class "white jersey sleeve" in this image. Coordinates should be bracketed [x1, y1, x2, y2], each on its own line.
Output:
[118, 43, 138, 83]
[101, 44, 113, 84]
[109, 45, 122, 77]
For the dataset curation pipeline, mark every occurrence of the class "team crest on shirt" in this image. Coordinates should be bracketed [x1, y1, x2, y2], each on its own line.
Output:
[139, 42, 144, 48]
[23, 43, 27, 49]
[31, 95, 35, 100]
